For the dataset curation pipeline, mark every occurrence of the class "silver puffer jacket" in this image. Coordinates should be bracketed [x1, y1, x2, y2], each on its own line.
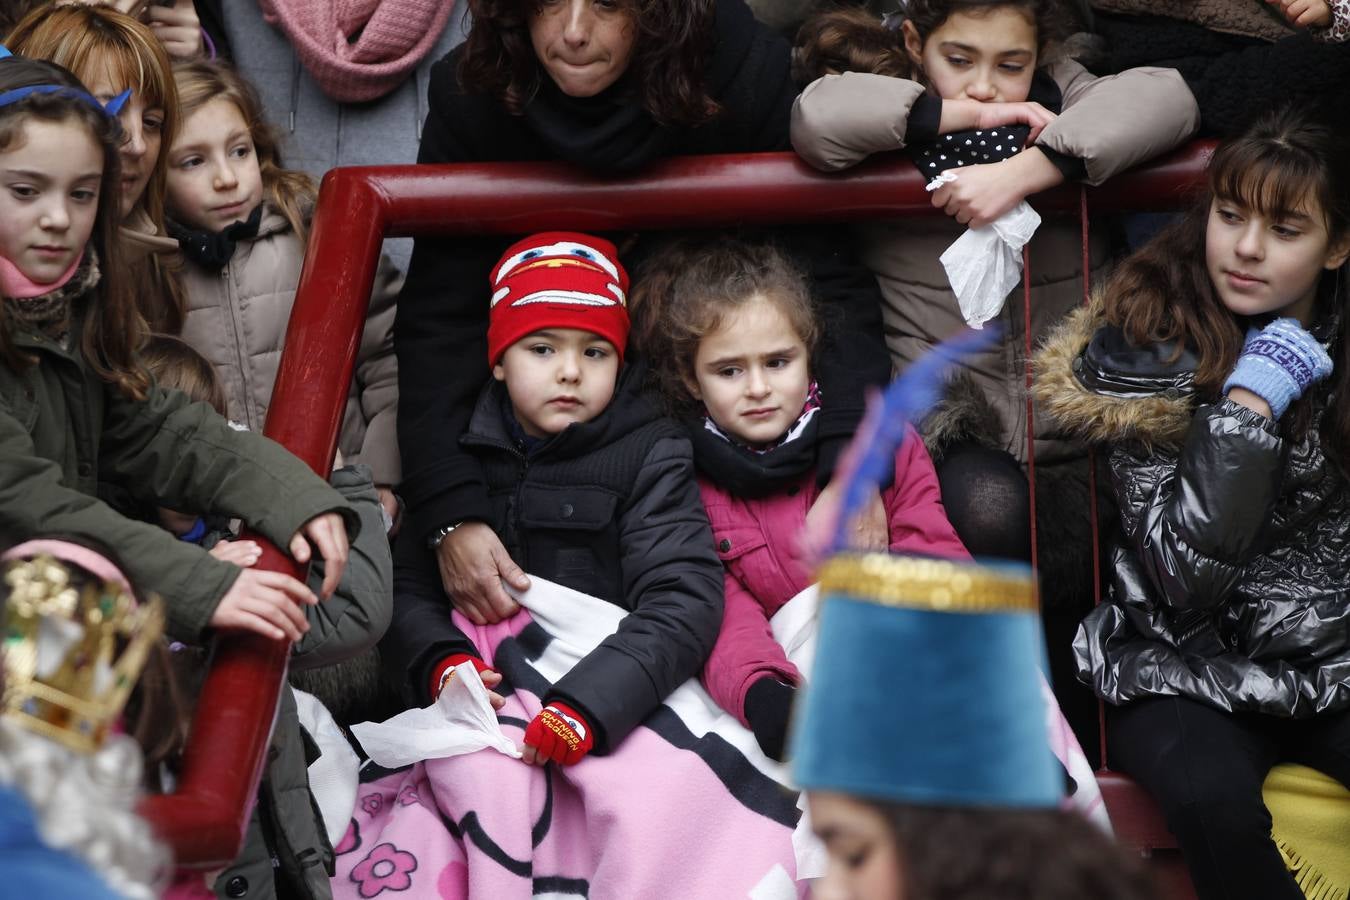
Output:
[1034, 301, 1350, 717]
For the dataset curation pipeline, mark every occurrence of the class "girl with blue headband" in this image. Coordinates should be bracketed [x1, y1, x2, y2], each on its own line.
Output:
[0, 54, 357, 661]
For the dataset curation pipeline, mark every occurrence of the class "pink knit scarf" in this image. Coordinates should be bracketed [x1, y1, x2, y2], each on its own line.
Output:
[258, 0, 455, 103]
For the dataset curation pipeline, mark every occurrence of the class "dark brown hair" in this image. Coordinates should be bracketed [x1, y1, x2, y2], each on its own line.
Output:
[0, 57, 149, 400]
[796, 0, 1070, 82]
[8, 3, 187, 334]
[171, 60, 316, 243]
[882, 803, 1156, 900]
[631, 237, 818, 415]
[138, 334, 228, 416]
[792, 7, 912, 84]
[1104, 107, 1350, 471]
[457, 0, 721, 127]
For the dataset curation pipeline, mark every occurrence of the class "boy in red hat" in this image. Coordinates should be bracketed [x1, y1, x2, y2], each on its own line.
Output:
[381, 232, 724, 766]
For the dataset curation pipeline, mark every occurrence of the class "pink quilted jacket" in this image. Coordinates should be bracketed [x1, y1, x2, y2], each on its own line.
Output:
[697, 426, 969, 726]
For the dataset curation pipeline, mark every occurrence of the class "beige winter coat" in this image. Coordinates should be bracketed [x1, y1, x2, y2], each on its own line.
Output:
[791, 59, 1199, 464]
[178, 203, 403, 484]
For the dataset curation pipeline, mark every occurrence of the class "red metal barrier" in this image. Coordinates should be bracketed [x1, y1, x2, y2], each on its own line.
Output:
[142, 142, 1215, 867]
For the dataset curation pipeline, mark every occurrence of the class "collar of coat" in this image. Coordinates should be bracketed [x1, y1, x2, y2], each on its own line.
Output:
[1032, 293, 1196, 449]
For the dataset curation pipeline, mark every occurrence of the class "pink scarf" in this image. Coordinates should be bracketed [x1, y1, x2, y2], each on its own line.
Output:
[258, 0, 455, 103]
[0, 253, 81, 300]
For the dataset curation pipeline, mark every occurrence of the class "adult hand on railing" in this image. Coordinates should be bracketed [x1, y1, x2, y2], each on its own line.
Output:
[290, 511, 350, 600]
[435, 522, 529, 625]
[928, 148, 1064, 228]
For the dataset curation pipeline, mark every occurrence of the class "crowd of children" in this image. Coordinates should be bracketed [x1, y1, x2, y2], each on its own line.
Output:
[0, 0, 1348, 898]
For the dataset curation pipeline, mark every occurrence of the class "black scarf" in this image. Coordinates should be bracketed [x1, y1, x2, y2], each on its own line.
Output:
[687, 410, 820, 498]
[168, 204, 264, 270]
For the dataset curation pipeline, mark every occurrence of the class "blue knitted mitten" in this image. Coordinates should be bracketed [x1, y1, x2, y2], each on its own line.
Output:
[1222, 318, 1333, 419]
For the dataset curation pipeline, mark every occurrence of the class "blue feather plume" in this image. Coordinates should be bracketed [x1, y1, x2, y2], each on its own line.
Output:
[828, 327, 1001, 553]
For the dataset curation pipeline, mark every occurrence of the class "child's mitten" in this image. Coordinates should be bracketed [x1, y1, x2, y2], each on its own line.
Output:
[524, 702, 594, 765]
[430, 653, 494, 699]
[1222, 317, 1332, 419]
[744, 677, 796, 762]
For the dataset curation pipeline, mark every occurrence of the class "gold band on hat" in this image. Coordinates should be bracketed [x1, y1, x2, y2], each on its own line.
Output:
[817, 553, 1038, 614]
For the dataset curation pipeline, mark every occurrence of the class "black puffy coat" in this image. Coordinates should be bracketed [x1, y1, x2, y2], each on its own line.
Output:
[383, 364, 724, 751]
[1035, 302, 1350, 717]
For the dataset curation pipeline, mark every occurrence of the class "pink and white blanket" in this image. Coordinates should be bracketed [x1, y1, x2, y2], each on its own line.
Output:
[333, 580, 1104, 900]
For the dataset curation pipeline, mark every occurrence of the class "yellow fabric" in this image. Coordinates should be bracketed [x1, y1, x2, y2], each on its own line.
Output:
[1265, 764, 1350, 900]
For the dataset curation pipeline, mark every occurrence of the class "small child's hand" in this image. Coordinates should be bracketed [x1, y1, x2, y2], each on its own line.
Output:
[974, 100, 1057, 144]
[209, 539, 262, 568]
[929, 149, 1065, 228]
[1267, 0, 1333, 28]
[143, 0, 205, 60]
[940, 99, 1057, 143]
[522, 702, 594, 766]
[210, 568, 316, 642]
[290, 511, 349, 600]
[433, 655, 506, 709]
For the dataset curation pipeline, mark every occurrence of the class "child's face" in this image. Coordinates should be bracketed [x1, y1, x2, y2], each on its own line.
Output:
[0, 118, 102, 284]
[1205, 193, 1350, 325]
[808, 792, 907, 900]
[903, 6, 1037, 103]
[86, 74, 165, 221]
[493, 328, 620, 438]
[529, 0, 637, 98]
[689, 294, 811, 448]
[166, 98, 263, 232]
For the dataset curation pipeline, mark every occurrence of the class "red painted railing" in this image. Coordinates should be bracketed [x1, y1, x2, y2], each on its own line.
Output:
[142, 142, 1215, 867]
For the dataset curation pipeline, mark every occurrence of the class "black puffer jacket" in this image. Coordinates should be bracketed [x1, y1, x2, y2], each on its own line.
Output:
[383, 364, 724, 751]
[1035, 302, 1350, 717]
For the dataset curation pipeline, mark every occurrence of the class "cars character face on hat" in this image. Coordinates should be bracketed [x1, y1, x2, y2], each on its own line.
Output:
[487, 232, 631, 366]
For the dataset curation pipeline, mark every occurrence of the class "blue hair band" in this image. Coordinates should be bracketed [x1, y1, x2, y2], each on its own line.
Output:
[0, 45, 132, 118]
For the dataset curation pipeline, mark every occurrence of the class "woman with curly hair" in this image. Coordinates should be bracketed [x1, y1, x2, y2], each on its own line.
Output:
[395, 0, 891, 635]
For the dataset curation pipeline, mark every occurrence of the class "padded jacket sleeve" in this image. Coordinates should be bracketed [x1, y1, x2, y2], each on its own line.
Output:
[546, 435, 724, 752]
[791, 72, 928, 172]
[1113, 399, 1284, 613]
[1036, 59, 1199, 186]
[344, 253, 404, 486]
[699, 571, 800, 729]
[292, 465, 393, 671]
[394, 57, 510, 542]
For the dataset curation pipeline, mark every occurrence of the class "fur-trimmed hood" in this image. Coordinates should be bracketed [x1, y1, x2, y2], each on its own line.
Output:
[1032, 294, 1196, 448]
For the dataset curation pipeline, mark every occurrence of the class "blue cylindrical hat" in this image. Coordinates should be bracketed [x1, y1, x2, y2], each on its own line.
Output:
[791, 553, 1060, 809]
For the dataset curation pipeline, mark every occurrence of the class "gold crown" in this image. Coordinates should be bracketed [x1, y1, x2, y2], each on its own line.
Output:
[2, 554, 164, 753]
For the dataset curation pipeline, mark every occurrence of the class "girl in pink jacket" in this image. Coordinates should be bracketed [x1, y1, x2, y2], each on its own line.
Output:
[634, 238, 969, 760]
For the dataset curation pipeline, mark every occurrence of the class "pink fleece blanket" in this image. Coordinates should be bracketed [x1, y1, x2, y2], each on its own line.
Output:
[333, 605, 806, 899]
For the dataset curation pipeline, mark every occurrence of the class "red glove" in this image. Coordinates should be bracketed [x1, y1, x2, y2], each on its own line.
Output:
[430, 653, 494, 699]
[523, 701, 594, 765]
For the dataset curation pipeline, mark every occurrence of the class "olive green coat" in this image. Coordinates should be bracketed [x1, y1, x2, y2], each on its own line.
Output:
[0, 298, 354, 641]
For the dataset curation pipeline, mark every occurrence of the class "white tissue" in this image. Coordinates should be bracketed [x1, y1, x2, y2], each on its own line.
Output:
[351, 662, 522, 767]
[927, 173, 1042, 329]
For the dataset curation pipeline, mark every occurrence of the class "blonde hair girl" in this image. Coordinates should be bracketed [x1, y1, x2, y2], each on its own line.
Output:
[166, 59, 403, 517]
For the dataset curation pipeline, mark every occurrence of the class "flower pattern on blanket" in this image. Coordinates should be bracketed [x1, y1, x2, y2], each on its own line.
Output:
[349, 842, 418, 898]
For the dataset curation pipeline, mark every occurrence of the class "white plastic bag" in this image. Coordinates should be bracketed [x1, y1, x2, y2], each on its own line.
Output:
[351, 662, 522, 767]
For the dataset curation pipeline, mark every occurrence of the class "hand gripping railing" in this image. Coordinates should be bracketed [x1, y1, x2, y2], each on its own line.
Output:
[142, 143, 1214, 866]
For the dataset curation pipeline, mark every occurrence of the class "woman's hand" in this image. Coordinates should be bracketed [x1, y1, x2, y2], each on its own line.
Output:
[939, 99, 1058, 144]
[435, 522, 530, 625]
[209, 539, 262, 567]
[143, 0, 204, 60]
[290, 512, 350, 600]
[928, 149, 1065, 228]
[210, 568, 316, 641]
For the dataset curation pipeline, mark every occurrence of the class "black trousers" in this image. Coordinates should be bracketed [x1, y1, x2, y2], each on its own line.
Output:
[1108, 696, 1350, 900]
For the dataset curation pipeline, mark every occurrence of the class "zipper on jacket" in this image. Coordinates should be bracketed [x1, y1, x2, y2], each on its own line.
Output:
[223, 256, 254, 429]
